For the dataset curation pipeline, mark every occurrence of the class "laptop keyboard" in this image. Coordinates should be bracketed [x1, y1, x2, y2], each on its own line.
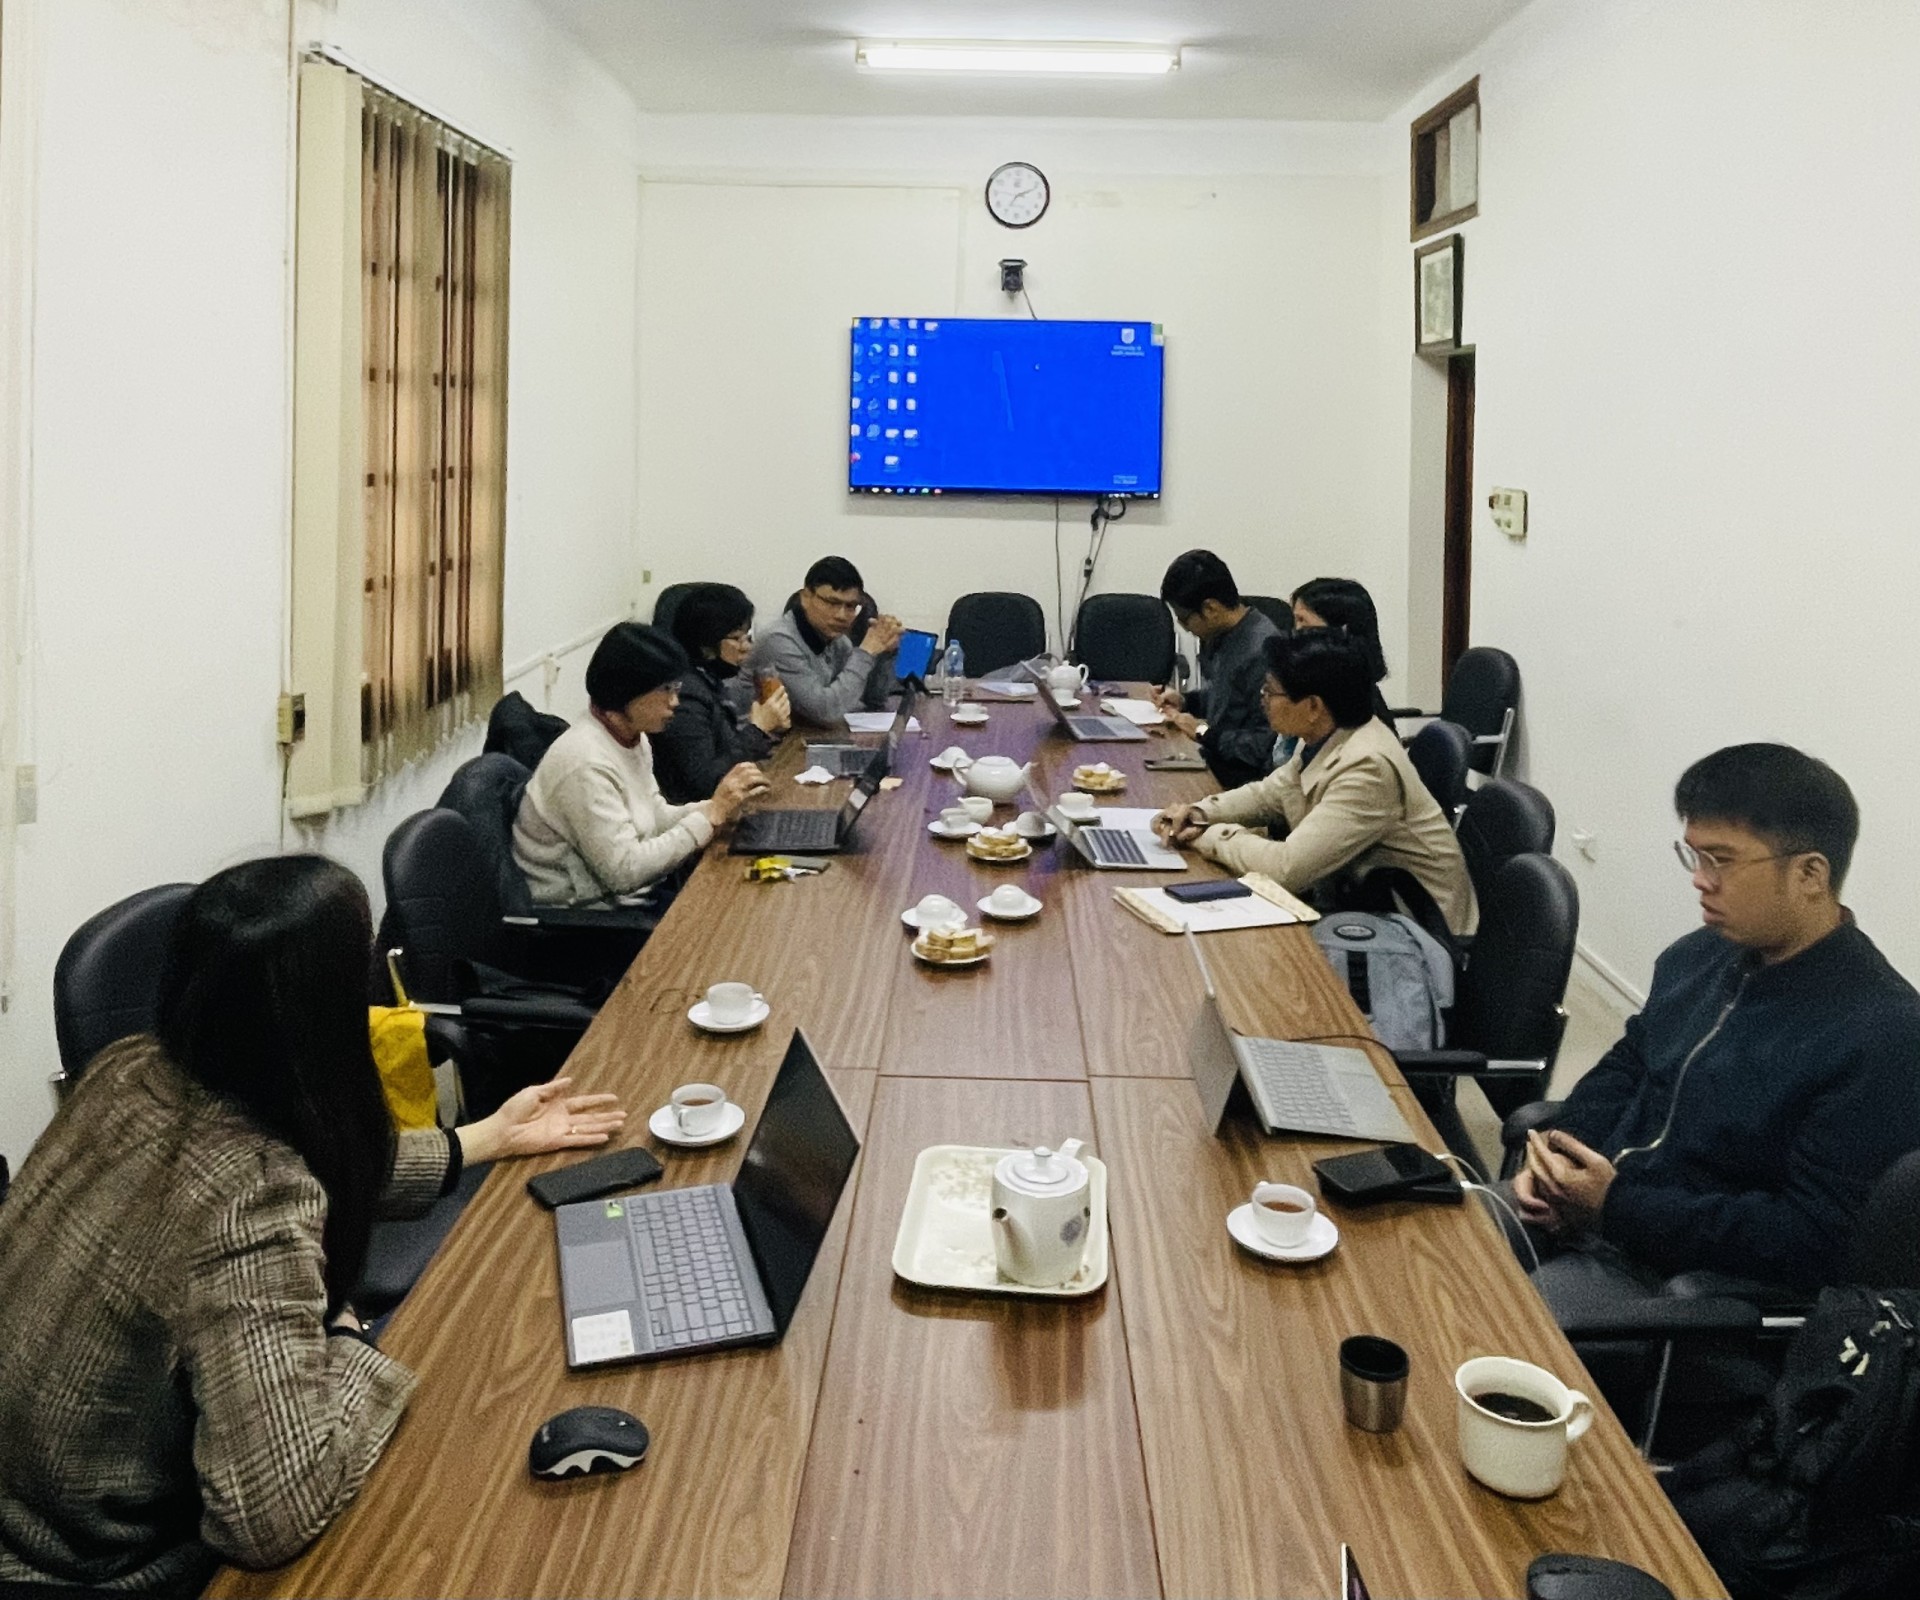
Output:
[1082, 828, 1148, 866]
[629, 1187, 757, 1348]
[753, 809, 839, 850]
[1237, 1037, 1362, 1135]
[1067, 716, 1133, 739]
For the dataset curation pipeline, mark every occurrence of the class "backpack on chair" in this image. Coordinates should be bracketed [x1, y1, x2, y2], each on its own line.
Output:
[1310, 911, 1453, 1052]
[1665, 1286, 1920, 1600]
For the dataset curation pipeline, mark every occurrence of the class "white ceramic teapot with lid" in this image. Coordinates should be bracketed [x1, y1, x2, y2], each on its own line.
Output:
[990, 1140, 1092, 1287]
[964, 754, 1034, 804]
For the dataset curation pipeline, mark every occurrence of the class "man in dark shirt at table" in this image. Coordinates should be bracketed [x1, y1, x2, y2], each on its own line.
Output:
[1512, 743, 1920, 1322]
[1151, 549, 1281, 788]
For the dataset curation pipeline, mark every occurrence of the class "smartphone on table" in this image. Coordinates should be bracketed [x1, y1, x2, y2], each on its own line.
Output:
[1313, 1144, 1454, 1205]
[526, 1147, 664, 1209]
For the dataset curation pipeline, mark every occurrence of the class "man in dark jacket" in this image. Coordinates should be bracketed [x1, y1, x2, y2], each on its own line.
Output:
[1515, 743, 1920, 1320]
[1151, 549, 1281, 789]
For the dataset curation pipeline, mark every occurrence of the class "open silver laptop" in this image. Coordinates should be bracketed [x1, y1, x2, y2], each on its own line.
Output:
[1184, 930, 1412, 1141]
[1018, 661, 1148, 742]
[804, 685, 919, 776]
[1048, 804, 1185, 870]
[555, 1030, 859, 1365]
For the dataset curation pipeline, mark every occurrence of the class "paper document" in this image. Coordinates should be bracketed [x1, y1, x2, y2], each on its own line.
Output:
[974, 681, 1037, 700]
[844, 712, 922, 734]
[1099, 697, 1165, 726]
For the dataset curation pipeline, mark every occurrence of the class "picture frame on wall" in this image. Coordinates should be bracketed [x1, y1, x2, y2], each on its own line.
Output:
[1414, 233, 1464, 355]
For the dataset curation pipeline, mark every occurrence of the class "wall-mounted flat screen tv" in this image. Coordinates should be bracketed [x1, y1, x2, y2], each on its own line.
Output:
[847, 317, 1164, 498]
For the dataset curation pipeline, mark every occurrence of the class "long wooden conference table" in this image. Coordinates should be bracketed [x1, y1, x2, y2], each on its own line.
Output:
[210, 692, 1724, 1600]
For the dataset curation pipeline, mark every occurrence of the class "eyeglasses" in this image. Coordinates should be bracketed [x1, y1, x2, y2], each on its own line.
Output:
[809, 592, 862, 615]
[1260, 683, 1292, 704]
[722, 628, 754, 646]
[1673, 840, 1797, 886]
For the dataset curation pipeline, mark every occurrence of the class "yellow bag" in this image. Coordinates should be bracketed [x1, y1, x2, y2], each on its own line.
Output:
[368, 1006, 439, 1132]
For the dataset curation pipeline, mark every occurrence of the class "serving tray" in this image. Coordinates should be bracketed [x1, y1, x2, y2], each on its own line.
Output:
[891, 1144, 1110, 1298]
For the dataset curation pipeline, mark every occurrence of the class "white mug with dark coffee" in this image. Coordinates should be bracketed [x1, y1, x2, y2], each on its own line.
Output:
[670, 1082, 730, 1139]
[1454, 1355, 1593, 1498]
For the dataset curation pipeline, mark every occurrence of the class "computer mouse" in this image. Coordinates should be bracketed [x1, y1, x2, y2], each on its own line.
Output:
[1526, 1554, 1674, 1600]
[528, 1405, 650, 1479]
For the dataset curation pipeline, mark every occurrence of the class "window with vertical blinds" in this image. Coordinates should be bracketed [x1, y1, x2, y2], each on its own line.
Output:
[288, 60, 509, 816]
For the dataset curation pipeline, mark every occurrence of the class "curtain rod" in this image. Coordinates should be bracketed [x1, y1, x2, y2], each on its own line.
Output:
[303, 43, 515, 162]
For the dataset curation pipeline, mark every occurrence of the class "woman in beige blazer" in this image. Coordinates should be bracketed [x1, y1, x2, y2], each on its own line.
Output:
[1154, 629, 1478, 936]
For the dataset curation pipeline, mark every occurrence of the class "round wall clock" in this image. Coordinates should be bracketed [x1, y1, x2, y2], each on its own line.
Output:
[985, 162, 1050, 229]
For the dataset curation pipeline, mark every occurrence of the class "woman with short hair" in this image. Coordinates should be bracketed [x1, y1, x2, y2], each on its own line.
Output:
[513, 622, 769, 906]
[0, 857, 623, 1594]
[653, 583, 791, 804]
[1154, 630, 1477, 935]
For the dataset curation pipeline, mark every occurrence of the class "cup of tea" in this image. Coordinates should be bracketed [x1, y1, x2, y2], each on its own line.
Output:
[938, 805, 974, 833]
[755, 670, 782, 704]
[671, 1082, 730, 1138]
[1454, 1355, 1594, 1498]
[1013, 810, 1051, 837]
[705, 982, 760, 1026]
[986, 884, 1036, 917]
[1250, 1182, 1315, 1249]
[958, 795, 994, 823]
[1056, 792, 1097, 822]
[1340, 1335, 1410, 1434]
[914, 893, 964, 929]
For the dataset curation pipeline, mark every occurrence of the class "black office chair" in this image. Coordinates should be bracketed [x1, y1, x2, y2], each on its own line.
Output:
[650, 582, 703, 639]
[1405, 719, 1472, 820]
[52, 883, 196, 1094]
[1071, 593, 1177, 684]
[1242, 594, 1295, 635]
[49, 879, 474, 1319]
[1394, 852, 1580, 1167]
[945, 591, 1046, 675]
[1392, 646, 1521, 777]
[1456, 777, 1556, 906]
[483, 690, 568, 773]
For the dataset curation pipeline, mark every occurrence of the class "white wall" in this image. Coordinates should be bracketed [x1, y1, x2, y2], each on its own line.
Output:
[632, 116, 1409, 687]
[0, 0, 645, 1166]
[1386, 0, 1920, 996]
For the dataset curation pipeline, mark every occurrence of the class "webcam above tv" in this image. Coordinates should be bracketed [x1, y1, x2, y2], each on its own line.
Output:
[847, 316, 1164, 499]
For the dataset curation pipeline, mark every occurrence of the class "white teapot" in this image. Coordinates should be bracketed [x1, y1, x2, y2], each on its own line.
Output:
[1047, 661, 1090, 699]
[964, 754, 1033, 804]
[991, 1141, 1092, 1287]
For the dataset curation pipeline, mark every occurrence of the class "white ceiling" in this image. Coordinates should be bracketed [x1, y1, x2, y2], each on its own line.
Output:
[531, 1, 1531, 122]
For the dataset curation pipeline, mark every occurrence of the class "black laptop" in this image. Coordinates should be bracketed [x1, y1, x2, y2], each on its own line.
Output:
[731, 743, 887, 854]
[555, 1030, 859, 1366]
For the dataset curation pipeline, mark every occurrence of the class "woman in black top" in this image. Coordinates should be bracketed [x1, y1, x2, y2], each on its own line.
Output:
[1291, 577, 1397, 735]
[654, 584, 792, 803]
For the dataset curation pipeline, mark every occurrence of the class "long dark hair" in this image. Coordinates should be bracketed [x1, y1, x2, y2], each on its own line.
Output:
[155, 856, 393, 1312]
[1291, 577, 1389, 685]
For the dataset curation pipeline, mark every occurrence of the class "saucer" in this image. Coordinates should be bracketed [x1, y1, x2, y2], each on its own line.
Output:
[648, 1101, 747, 1148]
[901, 906, 967, 930]
[929, 749, 973, 771]
[911, 931, 994, 967]
[929, 817, 981, 839]
[949, 708, 989, 726]
[978, 893, 1041, 922]
[687, 997, 771, 1034]
[1226, 1204, 1339, 1263]
[1011, 820, 1058, 843]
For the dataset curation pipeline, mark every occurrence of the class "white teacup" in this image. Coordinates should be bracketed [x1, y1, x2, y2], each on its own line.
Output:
[1454, 1356, 1594, 1499]
[1250, 1182, 1316, 1249]
[705, 982, 760, 1025]
[914, 893, 964, 929]
[935, 745, 972, 769]
[958, 795, 994, 823]
[987, 884, 1034, 916]
[1057, 793, 1098, 822]
[671, 1082, 730, 1138]
[1013, 810, 1051, 837]
[938, 806, 975, 833]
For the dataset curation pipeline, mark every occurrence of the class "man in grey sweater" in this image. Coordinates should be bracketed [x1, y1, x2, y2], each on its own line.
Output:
[1152, 548, 1282, 789]
[748, 555, 904, 726]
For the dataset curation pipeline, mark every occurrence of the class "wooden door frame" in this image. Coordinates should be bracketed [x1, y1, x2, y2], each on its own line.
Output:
[1441, 350, 1475, 680]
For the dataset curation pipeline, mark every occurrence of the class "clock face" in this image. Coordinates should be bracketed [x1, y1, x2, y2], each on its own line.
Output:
[986, 162, 1049, 229]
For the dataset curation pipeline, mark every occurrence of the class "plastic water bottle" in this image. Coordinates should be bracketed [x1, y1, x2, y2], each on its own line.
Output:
[942, 638, 966, 709]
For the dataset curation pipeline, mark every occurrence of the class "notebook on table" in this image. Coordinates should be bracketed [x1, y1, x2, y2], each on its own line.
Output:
[555, 1029, 859, 1366]
[1184, 929, 1411, 1142]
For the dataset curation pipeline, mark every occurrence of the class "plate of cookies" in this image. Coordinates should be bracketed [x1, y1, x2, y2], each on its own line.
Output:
[1071, 762, 1128, 794]
[965, 827, 1034, 863]
[911, 924, 996, 967]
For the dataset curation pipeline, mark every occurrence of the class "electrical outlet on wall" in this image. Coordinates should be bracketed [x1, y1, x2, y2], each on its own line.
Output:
[13, 764, 37, 825]
[1488, 486, 1528, 540]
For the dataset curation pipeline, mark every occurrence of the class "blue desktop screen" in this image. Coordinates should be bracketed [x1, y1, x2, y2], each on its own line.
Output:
[847, 317, 1164, 497]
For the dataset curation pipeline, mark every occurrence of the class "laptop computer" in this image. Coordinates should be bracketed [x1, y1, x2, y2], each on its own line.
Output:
[731, 744, 886, 854]
[804, 684, 920, 777]
[1047, 803, 1185, 870]
[1019, 661, 1149, 742]
[1184, 929, 1412, 1141]
[555, 1029, 859, 1366]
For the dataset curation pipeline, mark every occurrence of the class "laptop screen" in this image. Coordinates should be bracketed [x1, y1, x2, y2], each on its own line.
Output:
[1184, 931, 1240, 1134]
[733, 1031, 861, 1331]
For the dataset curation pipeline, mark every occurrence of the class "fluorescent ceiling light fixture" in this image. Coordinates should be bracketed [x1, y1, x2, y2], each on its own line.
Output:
[855, 40, 1180, 77]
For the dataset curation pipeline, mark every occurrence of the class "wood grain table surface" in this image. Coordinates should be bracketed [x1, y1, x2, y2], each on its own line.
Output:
[209, 691, 1724, 1600]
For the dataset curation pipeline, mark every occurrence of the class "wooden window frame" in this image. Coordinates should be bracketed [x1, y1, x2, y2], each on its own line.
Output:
[1410, 76, 1479, 242]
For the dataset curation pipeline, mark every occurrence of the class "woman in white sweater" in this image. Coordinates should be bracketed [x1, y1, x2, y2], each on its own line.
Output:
[513, 623, 769, 907]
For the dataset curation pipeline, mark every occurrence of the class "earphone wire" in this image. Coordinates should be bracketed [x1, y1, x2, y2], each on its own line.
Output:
[1436, 1151, 1542, 1275]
